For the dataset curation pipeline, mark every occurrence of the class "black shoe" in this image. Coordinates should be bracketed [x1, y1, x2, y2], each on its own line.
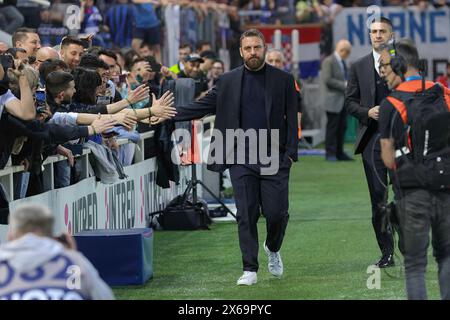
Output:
[337, 153, 354, 161]
[376, 254, 395, 268]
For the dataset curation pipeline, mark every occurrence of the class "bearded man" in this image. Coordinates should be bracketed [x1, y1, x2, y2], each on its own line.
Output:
[175, 29, 298, 286]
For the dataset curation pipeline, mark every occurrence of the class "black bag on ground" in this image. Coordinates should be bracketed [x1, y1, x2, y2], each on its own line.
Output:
[150, 195, 211, 230]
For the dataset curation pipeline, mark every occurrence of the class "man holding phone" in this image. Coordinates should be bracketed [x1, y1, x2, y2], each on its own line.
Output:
[98, 49, 124, 103]
[0, 54, 36, 122]
[177, 53, 209, 98]
[34, 89, 47, 114]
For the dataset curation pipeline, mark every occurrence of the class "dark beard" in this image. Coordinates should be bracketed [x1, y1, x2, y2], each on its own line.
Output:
[62, 95, 72, 104]
[244, 56, 264, 71]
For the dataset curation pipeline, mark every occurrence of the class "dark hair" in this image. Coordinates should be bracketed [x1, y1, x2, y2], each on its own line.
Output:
[45, 71, 74, 99]
[239, 29, 265, 47]
[60, 36, 85, 50]
[379, 38, 420, 75]
[395, 38, 421, 70]
[124, 49, 139, 71]
[85, 46, 102, 56]
[369, 17, 393, 30]
[12, 28, 37, 47]
[72, 67, 102, 105]
[179, 42, 192, 50]
[130, 57, 147, 70]
[200, 50, 217, 60]
[140, 42, 151, 49]
[213, 59, 225, 68]
[79, 53, 109, 70]
[39, 59, 69, 83]
[98, 49, 117, 62]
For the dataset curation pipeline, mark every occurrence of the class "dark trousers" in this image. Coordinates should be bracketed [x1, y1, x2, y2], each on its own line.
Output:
[229, 162, 291, 272]
[325, 109, 347, 158]
[396, 189, 450, 300]
[362, 133, 394, 257]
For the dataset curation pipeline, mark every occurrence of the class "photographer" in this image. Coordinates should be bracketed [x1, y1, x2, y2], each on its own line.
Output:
[5, 47, 28, 64]
[0, 54, 36, 121]
[0, 204, 114, 300]
[378, 39, 450, 300]
[11, 28, 41, 59]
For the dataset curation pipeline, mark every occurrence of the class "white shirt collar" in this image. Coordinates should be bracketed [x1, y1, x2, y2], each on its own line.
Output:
[373, 50, 381, 75]
[334, 51, 342, 63]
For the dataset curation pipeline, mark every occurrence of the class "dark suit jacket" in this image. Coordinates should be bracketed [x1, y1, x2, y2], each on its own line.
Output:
[175, 64, 299, 172]
[344, 53, 379, 154]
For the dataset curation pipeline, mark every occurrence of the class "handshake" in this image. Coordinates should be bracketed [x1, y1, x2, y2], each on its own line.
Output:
[88, 90, 177, 135]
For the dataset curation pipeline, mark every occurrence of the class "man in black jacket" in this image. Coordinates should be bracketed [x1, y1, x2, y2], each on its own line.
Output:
[344, 17, 394, 268]
[175, 29, 298, 286]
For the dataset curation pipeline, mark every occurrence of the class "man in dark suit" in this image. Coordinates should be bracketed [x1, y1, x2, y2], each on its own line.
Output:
[174, 29, 299, 285]
[344, 17, 394, 268]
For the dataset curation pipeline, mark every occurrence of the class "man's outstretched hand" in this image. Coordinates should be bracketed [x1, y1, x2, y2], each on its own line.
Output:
[150, 91, 177, 119]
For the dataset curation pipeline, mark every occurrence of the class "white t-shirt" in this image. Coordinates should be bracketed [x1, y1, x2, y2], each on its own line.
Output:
[0, 90, 18, 117]
[50, 112, 78, 126]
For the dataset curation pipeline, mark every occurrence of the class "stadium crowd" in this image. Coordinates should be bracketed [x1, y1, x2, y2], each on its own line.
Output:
[1, 0, 450, 300]
[1, 0, 450, 223]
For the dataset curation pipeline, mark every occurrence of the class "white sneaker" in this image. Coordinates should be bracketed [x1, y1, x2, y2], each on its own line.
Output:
[236, 271, 257, 286]
[264, 241, 283, 277]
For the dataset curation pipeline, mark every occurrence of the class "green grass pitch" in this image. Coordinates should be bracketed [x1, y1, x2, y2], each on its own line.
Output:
[113, 153, 441, 300]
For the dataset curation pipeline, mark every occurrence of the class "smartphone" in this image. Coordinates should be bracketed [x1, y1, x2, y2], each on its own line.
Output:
[119, 74, 127, 84]
[35, 89, 47, 113]
[96, 95, 112, 105]
[149, 60, 162, 73]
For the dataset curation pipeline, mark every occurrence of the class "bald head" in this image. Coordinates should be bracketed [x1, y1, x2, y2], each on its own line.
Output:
[37, 47, 60, 60]
[265, 49, 285, 70]
[35, 47, 60, 69]
[335, 39, 352, 60]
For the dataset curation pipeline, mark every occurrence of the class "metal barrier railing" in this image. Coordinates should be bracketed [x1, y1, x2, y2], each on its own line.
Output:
[0, 130, 155, 202]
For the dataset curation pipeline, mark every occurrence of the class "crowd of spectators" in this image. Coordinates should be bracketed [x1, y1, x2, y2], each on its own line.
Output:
[0, 20, 229, 206]
[2, 0, 450, 202]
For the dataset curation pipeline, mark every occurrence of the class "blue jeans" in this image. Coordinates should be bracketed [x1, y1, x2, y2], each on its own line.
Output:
[396, 189, 450, 300]
[54, 161, 71, 189]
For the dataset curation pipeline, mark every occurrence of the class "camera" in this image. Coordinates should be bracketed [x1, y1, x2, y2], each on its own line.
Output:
[148, 60, 161, 73]
[0, 54, 14, 95]
[35, 89, 47, 113]
[0, 54, 14, 72]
